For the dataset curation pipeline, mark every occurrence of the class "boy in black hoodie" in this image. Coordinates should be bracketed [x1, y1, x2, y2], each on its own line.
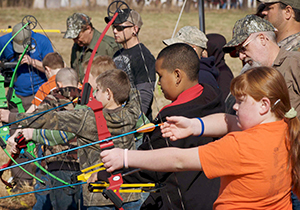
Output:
[93, 43, 224, 210]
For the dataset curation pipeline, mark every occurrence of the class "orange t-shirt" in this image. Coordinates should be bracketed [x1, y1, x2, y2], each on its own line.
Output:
[198, 120, 292, 210]
[31, 75, 57, 106]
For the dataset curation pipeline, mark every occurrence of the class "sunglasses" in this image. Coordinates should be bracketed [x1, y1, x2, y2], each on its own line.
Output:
[112, 25, 134, 32]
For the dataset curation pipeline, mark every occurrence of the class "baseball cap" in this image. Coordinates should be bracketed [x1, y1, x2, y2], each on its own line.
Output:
[259, 0, 300, 10]
[223, 15, 276, 53]
[163, 26, 208, 49]
[64, 13, 91, 39]
[12, 23, 31, 53]
[104, 9, 143, 28]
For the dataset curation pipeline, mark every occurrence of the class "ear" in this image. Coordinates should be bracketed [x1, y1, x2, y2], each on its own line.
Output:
[201, 49, 208, 58]
[284, 5, 294, 20]
[259, 97, 271, 115]
[173, 69, 182, 86]
[56, 81, 63, 88]
[133, 25, 139, 36]
[44, 66, 51, 73]
[106, 88, 113, 101]
[259, 33, 268, 46]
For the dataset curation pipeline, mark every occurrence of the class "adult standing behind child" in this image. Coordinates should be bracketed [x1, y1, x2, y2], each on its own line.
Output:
[105, 9, 156, 121]
[206, 33, 234, 101]
[0, 22, 53, 110]
[163, 26, 220, 89]
[101, 66, 299, 209]
[64, 13, 120, 82]
[0, 52, 65, 123]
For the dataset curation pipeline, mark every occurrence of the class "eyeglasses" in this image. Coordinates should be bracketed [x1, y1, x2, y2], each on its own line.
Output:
[237, 36, 256, 54]
[112, 25, 134, 32]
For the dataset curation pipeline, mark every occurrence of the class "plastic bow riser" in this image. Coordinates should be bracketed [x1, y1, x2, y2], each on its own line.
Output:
[0, 136, 45, 185]
[15, 133, 72, 187]
[88, 182, 161, 193]
[72, 162, 106, 183]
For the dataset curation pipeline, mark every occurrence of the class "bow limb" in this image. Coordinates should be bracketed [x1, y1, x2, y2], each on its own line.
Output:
[0, 181, 86, 200]
[0, 137, 44, 184]
[0, 22, 30, 58]
[0, 44, 47, 188]
[0, 123, 161, 172]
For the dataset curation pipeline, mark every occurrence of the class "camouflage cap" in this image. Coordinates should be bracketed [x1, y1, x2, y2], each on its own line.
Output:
[63, 13, 91, 39]
[163, 26, 208, 49]
[259, 0, 300, 10]
[104, 9, 143, 28]
[12, 23, 31, 53]
[223, 15, 276, 53]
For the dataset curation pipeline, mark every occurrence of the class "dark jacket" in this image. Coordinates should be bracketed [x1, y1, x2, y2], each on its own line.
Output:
[198, 56, 219, 89]
[128, 83, 224, 210]
[207, 33, 234, 101]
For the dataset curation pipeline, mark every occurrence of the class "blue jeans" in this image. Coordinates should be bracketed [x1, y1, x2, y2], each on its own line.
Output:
[86, 199, 142, 210]
[32, 176, 52, 210]
[33, 146, 52, 210]
[292, 190, 300, 210]
[49, 170, 81, 210]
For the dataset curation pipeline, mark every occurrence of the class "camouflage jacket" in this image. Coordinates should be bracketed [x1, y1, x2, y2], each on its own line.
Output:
[33, 87, 81, 171]
[278, 32, 300, 52]
[16, 89, 142, 206]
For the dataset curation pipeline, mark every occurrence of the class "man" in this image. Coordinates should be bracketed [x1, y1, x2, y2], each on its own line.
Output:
[104, 9, 156, 121]
[260, 0, 300, 51]
[223, 14, 300, 121]
[0, 22, 53, 110]
[0, 22, 53, 190]
[64, 13, 120, 82]
[163, 26, 229, 97]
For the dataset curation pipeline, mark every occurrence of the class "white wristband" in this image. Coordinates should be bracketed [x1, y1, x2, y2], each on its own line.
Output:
[124, 149, 128, 169]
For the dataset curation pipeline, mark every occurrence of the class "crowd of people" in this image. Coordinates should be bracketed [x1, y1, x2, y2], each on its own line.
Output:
[0, 0, 300, 209]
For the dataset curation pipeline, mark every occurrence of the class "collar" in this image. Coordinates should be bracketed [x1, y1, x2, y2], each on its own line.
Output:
[55, 87, 81, 100]
[86, 29, 100, 51]
[160, 84, 203, 111]
[273, 48, 289, 67]
[278, 32, 300, 51]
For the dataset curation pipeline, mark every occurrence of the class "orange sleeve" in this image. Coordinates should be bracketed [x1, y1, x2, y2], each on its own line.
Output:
[198, 133, 241, 179]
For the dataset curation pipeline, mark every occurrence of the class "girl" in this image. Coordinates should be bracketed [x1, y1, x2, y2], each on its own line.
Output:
[101, 66, 300, 209]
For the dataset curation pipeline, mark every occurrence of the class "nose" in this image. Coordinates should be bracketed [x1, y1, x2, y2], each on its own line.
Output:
[239, 52, 246, 61]
[261, 10, 268, 16]
[233, 102, 238, 111]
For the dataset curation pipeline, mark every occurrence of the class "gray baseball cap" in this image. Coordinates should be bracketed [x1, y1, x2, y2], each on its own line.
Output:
[223, 15, 276, 53]
[12, 23, 31, 53]
[64, 13, 91, 39]
[163, 26, 208, 49]
[259, 0, 300, 10]
[104, 9, 143, 28]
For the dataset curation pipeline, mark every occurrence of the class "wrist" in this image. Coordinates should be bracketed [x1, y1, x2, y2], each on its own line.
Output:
[195, 118, 204, 137]
[123, 149, 128, 169]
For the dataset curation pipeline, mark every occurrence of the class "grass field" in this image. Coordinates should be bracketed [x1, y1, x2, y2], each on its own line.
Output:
[0, 5, 254, 209]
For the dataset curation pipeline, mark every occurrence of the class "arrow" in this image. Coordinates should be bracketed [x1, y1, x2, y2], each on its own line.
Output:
[0, 123, 162, 172]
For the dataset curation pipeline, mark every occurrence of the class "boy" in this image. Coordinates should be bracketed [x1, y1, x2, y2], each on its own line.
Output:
[0, 52, 65, 192]
[97, 43, 224, 210]
[0, 52, 65, 123]
[14, 69, 144, 209]
[9, 68, 81, 210]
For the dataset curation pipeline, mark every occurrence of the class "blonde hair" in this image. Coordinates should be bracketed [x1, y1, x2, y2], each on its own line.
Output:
[56, 68, 79, 87]
[83, 55, 116, 77]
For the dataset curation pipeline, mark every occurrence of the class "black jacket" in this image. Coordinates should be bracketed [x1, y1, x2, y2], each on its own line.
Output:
[136, 83, 224, 210]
